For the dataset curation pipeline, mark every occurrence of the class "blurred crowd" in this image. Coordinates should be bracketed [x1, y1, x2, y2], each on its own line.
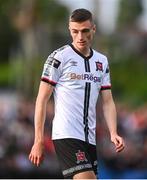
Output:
[0, 92, 147, 178]
[0, 92, 61, 178]
[97, 101, 147, 178]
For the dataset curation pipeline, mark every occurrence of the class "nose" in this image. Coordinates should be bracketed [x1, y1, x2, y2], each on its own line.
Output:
[78, 31, 84, 41]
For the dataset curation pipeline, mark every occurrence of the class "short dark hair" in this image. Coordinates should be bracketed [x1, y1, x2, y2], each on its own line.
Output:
[70, 8, 93, 23]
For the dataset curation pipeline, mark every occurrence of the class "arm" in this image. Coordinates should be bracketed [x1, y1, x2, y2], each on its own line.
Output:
[100, 89, 125, 152]
[29, 81, 54, 166]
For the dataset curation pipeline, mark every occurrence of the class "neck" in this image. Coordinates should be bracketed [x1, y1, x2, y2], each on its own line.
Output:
[72, 43, 91, 57]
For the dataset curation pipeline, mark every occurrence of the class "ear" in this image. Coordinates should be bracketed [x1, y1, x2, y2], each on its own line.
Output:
[93, 24, 96, 33]
[68, 26, 72, 35]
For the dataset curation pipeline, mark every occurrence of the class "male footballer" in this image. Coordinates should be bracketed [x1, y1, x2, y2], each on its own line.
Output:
[29, 8, 125, 179]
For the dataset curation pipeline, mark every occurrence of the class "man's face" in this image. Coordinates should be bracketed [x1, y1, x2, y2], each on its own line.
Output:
[69, 20, 96, 53]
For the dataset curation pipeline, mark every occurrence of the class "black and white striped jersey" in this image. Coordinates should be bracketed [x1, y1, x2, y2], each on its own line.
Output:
[41, 44, 111, 145]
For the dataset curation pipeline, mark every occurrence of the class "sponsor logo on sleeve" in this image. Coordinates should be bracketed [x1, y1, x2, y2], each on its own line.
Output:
[47, 57, 61, 69]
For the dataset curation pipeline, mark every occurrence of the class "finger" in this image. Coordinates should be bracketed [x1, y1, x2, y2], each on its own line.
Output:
[116, 143, 125, 152]
[29, 153, 33, 161]
[118, 140, 125, 149]
[37, 156, 41, 166]
[33, 156, 38, 165]
[115, 137, 124, 147]
[111, 138, 118, 146]
[116, 146, 124, 152]
[39, 155, 44, 165]
[29, 154, 34, 163]
[29, 153, 31, 160]
[116, 141, 123, 148]
[114, 140, 124, 151]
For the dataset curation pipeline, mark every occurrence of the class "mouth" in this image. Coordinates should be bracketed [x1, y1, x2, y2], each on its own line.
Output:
[78, 41, 86, 45]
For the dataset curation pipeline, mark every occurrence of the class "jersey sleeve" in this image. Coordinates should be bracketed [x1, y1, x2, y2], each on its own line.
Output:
[101, 58, 111, 90]
[41, 51, 62, 86]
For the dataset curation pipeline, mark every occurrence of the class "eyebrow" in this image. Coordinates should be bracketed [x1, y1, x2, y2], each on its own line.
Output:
[71, 28, 91, 32]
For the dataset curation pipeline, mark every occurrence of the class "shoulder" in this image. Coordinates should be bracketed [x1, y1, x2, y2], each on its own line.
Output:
[48, 45, 71, 62]
[51, 45, 71, 57]
[93, 49, 108, 63]
[46, 45, 71, 64]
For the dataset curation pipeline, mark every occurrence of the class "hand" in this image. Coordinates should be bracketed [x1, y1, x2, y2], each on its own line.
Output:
[29, 142, 44, 166]
[111, 134, 125, 153]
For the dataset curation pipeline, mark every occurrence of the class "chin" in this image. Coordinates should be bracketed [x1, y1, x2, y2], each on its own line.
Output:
[77, 44, 86, 49]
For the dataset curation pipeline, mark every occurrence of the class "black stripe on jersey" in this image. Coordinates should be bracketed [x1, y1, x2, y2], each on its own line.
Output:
[84, 59, 90, 72]
[83, 82, 91, 143]
[83, 58, 91, 143]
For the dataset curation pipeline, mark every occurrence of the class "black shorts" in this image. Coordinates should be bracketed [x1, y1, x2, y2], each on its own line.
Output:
[53, 138, 97, 179]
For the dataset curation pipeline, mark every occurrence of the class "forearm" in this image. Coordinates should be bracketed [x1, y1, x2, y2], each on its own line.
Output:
[34, 97, 47, 144]
[102, 98, 117, 136]
[100, 91, 125, 152]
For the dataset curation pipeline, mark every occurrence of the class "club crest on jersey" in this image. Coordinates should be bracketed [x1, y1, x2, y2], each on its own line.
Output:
[95, 61, 103, 72]
[76, 150, 88, 164]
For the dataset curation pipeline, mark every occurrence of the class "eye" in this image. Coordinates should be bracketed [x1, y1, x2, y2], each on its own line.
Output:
[72, 30, 78, 34]
[81, 29, 91, 33]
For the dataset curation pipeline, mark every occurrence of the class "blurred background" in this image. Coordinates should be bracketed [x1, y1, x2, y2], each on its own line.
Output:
[0, 0, 147, 179]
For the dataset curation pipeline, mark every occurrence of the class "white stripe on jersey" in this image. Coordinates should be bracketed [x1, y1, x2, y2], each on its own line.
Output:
[41, 44, 111, 145]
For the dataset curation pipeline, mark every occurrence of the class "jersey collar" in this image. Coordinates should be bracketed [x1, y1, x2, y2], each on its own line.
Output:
[70, 44, 93, 60]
